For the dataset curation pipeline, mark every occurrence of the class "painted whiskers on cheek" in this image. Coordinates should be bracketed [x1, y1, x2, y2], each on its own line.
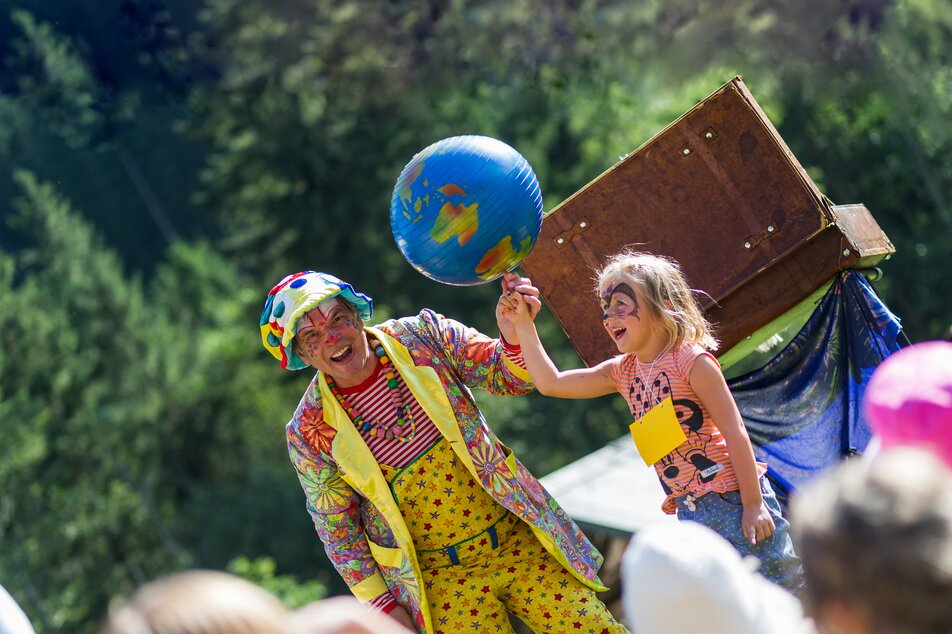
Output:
[602, 282, 641, 321]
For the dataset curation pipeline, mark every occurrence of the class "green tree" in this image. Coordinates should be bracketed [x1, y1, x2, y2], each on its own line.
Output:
[185, 0, 701, 474]
[586, 0, 952, 338]
[187, 0, 666, 284]
[227, 556, 326, 608]
[0, 3, 207, 269]
[0, 171, 186, 631]
[0, 173, 324, 633]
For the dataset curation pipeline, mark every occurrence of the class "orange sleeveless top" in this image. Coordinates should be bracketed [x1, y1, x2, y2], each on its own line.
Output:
[610, 343, 766, 514]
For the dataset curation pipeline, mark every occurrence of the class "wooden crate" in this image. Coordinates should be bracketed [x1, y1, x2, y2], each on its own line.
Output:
[521, 77, 894, 366]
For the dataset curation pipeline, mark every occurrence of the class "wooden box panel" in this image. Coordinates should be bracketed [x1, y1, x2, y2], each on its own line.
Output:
[521, 77, 894, 366]
[705, 203, 894, 355]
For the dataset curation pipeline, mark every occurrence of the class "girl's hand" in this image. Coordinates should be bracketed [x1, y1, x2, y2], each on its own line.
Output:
[497, 293, 537, 340]
[501, 291, 536, 325]
[496, 272, 541, 343]
[742, 501, 775, 545]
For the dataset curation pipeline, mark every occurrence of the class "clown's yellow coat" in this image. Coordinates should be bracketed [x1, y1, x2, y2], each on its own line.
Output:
[286, 310, 607, 633]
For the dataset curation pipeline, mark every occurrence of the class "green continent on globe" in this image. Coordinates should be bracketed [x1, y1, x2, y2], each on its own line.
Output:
[430, 200, 479, 246]
[475, 235, 534, 281]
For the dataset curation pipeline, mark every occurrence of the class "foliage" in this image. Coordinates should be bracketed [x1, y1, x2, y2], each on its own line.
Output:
[0, 173, 323, 632]
[645, 0, 952, 338]
[227, 556, 326, 609]
[0, 2, 208, 267]
[0, 171, 183, 632]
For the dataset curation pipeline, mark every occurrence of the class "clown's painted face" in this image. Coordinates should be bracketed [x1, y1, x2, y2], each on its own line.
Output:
[293, 297, 373, 386]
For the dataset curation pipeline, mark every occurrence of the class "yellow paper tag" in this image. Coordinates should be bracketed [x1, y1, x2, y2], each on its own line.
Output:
[629, 396, 686, 466]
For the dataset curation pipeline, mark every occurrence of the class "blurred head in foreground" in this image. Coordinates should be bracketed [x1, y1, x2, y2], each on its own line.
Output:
[101, 571, 287, 634]
[792, 447, 952, 634]
[620, 521, 814, 634]
[290, 596, 411, 634]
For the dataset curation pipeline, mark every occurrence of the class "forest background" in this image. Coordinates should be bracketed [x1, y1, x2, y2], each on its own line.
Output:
[1, 0, 950, 632]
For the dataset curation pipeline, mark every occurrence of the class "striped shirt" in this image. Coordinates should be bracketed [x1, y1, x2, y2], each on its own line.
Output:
[610, 342, 766, 515]
[336, 338, 525, 468]
[369, 591, 399, 614]
[335, 358, 440, 468]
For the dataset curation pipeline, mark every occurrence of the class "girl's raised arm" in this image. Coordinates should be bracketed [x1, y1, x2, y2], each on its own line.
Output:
[504, 292, 616, 399]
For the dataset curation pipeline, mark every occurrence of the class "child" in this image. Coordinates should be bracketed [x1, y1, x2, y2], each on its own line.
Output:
[503, 249, 802, 590]
[791, 447, 952, 634]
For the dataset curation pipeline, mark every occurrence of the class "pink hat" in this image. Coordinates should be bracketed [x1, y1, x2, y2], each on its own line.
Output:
[865, 341, 952, 467]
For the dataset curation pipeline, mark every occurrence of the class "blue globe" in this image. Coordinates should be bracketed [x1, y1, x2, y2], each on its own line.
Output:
[390, 135, 544, 286]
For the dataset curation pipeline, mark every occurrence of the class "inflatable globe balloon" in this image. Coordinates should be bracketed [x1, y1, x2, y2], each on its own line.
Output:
[390, 135, 543, 286]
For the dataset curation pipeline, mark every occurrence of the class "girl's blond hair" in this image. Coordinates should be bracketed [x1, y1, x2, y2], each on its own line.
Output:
[595, 249, 717, 351]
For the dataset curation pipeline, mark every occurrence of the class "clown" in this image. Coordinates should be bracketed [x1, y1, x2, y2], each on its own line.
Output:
[260, 271, 627, 633]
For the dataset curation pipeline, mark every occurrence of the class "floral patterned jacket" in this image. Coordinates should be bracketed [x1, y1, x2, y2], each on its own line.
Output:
[286, 309, 607, 633]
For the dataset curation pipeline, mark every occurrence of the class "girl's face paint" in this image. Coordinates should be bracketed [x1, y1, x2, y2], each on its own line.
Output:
[600, 281, 652, 353]
[601, 282, 640, 322]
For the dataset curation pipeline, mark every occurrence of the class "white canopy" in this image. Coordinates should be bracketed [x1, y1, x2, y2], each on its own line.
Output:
[540, 436, 677, 537]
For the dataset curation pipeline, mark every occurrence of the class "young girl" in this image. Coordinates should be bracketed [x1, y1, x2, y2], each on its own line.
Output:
[503, 250, 802, 590]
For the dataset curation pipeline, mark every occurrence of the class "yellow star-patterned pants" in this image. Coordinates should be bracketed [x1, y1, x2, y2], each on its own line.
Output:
[384, 440, 628, 634]
[421, 516, 628, 634]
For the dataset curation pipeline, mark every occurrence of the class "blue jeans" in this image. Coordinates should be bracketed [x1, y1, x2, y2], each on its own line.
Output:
[674, 476, 804, 592]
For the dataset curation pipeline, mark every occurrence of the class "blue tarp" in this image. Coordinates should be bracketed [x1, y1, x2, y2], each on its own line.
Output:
[728, 271, 905, 505]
